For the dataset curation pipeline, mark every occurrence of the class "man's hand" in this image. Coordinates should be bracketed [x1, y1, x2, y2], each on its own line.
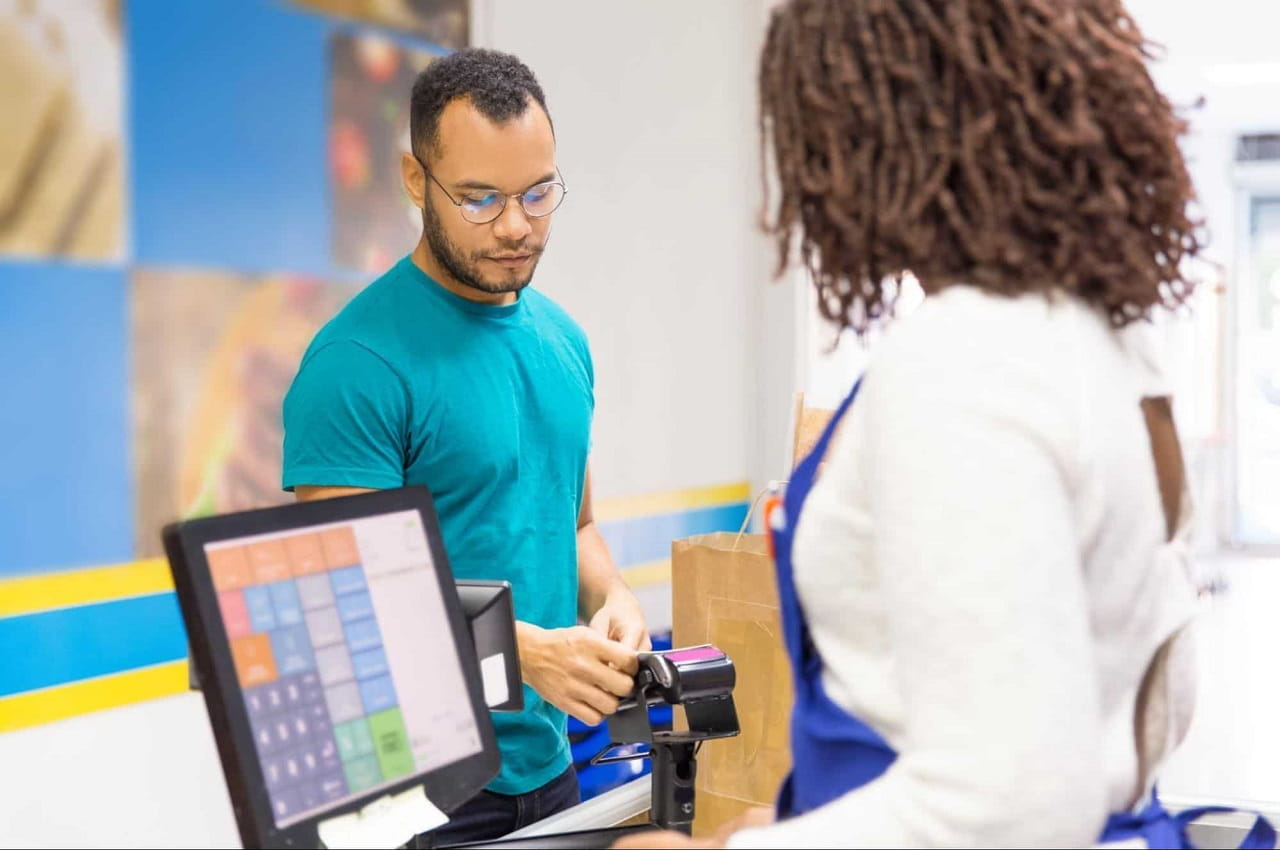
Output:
[517, 623, 640, 726]
[588, 586, 652, 651]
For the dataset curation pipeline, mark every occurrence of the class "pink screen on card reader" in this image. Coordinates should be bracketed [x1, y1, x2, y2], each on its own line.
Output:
[664, 647, 724, 663]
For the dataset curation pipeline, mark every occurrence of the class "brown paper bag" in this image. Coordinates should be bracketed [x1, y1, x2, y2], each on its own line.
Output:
[671, 531, 793, 837]
[792, 391, 835, 471]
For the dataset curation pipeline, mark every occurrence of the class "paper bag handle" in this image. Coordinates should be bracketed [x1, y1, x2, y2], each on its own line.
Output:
[733, 481, 787, 550]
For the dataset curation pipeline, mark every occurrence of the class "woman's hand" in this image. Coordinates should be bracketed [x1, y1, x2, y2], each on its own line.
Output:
[610, 807, 776, 849]
[609, 830, 714, 849]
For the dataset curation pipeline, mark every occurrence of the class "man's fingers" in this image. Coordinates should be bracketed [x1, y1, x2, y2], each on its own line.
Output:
[566, 700, 603, 728]
[588, 661, 636, 699]
[617, 621, 650, 652]
[577, 684, 621, 719]
[593, 636, 640, 676]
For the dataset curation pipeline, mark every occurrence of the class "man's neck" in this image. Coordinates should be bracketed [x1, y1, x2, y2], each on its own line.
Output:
[410, 241, 517, 307]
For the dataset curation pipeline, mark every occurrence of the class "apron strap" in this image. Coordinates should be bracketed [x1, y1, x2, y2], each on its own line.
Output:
[1103, 788, 1278, 849]
[778, 379, 864, 670]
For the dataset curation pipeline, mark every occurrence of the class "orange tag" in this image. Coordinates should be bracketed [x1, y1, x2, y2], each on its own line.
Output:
[762, 494, 783, 561]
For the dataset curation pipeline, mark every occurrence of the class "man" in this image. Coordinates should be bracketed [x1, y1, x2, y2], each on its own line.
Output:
[282, 48, 650, 845]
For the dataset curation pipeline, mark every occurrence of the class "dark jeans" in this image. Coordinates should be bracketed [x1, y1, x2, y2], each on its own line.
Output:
[416, 765, 582, 847]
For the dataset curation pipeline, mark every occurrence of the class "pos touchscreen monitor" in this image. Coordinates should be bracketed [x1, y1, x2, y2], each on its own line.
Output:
[162, 487, 499, 849]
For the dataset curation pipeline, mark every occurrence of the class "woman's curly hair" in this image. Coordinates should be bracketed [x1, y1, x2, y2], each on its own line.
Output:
[759, 0, 1204, 332]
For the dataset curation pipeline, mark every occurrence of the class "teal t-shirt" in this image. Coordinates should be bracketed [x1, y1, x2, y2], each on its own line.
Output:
[282, 256, 592, 795]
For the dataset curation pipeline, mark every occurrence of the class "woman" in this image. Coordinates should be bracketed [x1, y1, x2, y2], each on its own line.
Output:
[618, 1, 1275, 848]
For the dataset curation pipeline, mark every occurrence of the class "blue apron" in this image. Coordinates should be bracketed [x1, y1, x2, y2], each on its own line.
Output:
[767, 380, 1275, 849]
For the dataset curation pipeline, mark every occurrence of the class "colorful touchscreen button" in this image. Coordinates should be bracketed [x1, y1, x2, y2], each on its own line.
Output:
[209, 523, 413, 827]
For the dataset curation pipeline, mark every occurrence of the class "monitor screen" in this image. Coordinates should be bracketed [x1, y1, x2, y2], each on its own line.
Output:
[202, 508, 484, 830]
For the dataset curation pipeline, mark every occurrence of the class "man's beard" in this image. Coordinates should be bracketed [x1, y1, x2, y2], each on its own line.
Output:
[422, 201, 543, 296]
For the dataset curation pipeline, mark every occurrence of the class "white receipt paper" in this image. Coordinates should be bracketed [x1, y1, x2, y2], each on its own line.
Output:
[481, 652, 508, 708]
[317, 785, 448, 849]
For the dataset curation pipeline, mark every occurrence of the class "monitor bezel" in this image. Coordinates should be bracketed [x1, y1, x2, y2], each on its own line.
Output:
[162, 486, 500, 849]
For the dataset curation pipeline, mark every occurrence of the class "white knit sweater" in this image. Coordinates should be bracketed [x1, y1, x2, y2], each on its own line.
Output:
[729, 287, 1199, 848]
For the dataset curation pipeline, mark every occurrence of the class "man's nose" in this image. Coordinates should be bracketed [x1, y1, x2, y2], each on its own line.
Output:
[492, 197, 533, 243]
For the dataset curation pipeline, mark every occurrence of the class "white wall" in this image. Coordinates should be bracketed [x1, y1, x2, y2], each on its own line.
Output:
[0, 692, 240, 849]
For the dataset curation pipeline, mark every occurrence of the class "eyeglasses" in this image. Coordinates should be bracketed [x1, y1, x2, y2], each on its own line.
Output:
[417, 156, 567, 225]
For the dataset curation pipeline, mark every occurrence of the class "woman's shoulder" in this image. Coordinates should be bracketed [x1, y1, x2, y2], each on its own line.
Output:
[873, 286, 1097, 377]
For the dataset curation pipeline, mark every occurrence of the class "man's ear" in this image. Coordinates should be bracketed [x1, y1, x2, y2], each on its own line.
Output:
[401, 151, 427, 210]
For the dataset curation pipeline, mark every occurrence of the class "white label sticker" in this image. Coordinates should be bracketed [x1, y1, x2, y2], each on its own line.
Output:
[481, 652, 509, 708]
[317, 785, 448, 849]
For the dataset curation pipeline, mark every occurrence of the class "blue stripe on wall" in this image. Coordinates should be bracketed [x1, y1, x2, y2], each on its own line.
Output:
[0, 503, 746, 699]
[597, 503, 750, 568]
[0, 593, 187, 697]
[128, 0, 331, 276]
[0, 263, 132, 577]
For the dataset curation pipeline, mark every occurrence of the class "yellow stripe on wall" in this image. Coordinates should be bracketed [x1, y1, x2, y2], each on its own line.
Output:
[0, 482, 751, 618]
[0, 659, 189, 734]
[0, 559, 173, 619]
[594, 481, 751, 524]
[620, 558, 672, 589]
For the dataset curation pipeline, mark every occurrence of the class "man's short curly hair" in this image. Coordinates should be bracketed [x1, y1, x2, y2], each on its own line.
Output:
[411, 47, 549, 159]
[759, 0, 1205, 332]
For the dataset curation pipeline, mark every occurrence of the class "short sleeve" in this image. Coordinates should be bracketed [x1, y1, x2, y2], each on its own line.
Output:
[281, 340, 409, 491]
